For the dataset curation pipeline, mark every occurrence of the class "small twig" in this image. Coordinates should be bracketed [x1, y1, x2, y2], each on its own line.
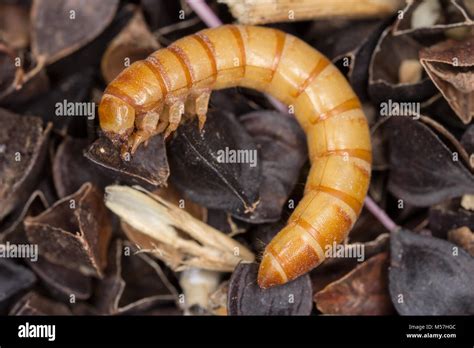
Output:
[185, 0, 287, 112]
[364, 196, 398, 232]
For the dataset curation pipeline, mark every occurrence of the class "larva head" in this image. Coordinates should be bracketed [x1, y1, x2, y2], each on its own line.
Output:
[98, 94, 135, 145]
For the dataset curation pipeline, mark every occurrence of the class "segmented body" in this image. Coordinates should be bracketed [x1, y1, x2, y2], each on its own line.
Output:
[99, 25, 372, 288]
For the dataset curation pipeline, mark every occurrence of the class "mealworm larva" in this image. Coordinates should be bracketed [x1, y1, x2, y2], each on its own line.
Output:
[99, 25, 372, 288]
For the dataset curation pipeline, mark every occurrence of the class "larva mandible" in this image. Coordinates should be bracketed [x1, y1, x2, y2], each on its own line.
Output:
[99, 25, 372, 288]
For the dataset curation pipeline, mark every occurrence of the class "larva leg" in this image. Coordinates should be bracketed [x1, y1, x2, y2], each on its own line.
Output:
[155, 111, 169, 134]
[194, 90, 211, 130]
[128, 110, 161, 154]
[185, 89, 211, 129]
[164, 100, 185, 138]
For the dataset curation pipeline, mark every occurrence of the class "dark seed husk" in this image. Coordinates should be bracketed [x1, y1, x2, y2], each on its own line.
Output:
[24, 183, 112, 277]
[9, 292, 72, 315]
[236, 111, 307, 223]
[228, 263, 313, 316]
[94, 239, 179, 315]
[53, 137, 111, 198]
[420, 36, 474, 124]
[389, 228, 474, 315]
[369, 26, 437, 104]
[429, 199, 474, 238]
[0, 259, 36, 313]
[31, 0, 120, 65]
[388, 118, 474, 206]
[168, 111, 261, 217]
[0, 108, 51, 221]
[393, 0, 474, 36]
[27, 256, 92, 300]
[315, 252, 394, 315]
[0, 190, 48, 244]
[86, 135, 170, 189]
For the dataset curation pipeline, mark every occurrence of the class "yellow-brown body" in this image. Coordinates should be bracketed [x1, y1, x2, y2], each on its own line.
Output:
[99, 25, 372, 288]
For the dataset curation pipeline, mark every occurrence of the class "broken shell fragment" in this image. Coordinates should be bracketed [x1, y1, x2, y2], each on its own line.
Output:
[24, 183, 112, 277]
[0, 108, 51, 221]
[420, 36, 474, 124]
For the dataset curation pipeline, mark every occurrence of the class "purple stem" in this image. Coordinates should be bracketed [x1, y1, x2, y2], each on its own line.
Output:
[186, 0, 397, 231]
[186, 0, 222, 28]
[364, 196, 398, 232]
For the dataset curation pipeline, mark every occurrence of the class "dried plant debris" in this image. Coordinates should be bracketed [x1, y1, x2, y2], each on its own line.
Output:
[101, 8, 160, 84]
[429, 199, 474, 238]
[0, 259, 36, 312]
[141, 0, 182, 31]
[420, 36, 474, 124]
[105, 185, 255, 272]
[369, 26, 437, 103]
[0, 68, 50, 106]
[0, 43, 24, 100]
[0, 3, 30, 50]
[0, 190, 48, 243]
[447, 226, 474, 255]
[388, 118, 474, 207]
[53, 137, 111, 197]
[461, 124, 474, 154]
[461, 194, 474, 210]
[420, 115, 472, 166]
[30, 0, 120, 65]
[310, 233, 390, 294]
[11, 69, 94, 135]
[10, 292, 72, 316]
[315, 253, 394, 315]
[394, 0, 474, 35]
[209, 281, 229, 316]
[237, 111, 307, 223]
[219, 0, 404, 25]
[389, 229, 474, 315]
[420, 94, 467, 130]
[0, 108, 51, 221]
[168, 111, 261, 217]
[27, 256, 92, 300]
[228, 263, 313, 316]
[24, 183, 112, 277]
[311, 19, 390, 101]
[179, 268, 221, 315]
[86, 135, 170, 188]
[155, 185, 207, 222]
[209, 89, 260, 118]
[206, 209, 249, 236]
[95, 239, 178, 315]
